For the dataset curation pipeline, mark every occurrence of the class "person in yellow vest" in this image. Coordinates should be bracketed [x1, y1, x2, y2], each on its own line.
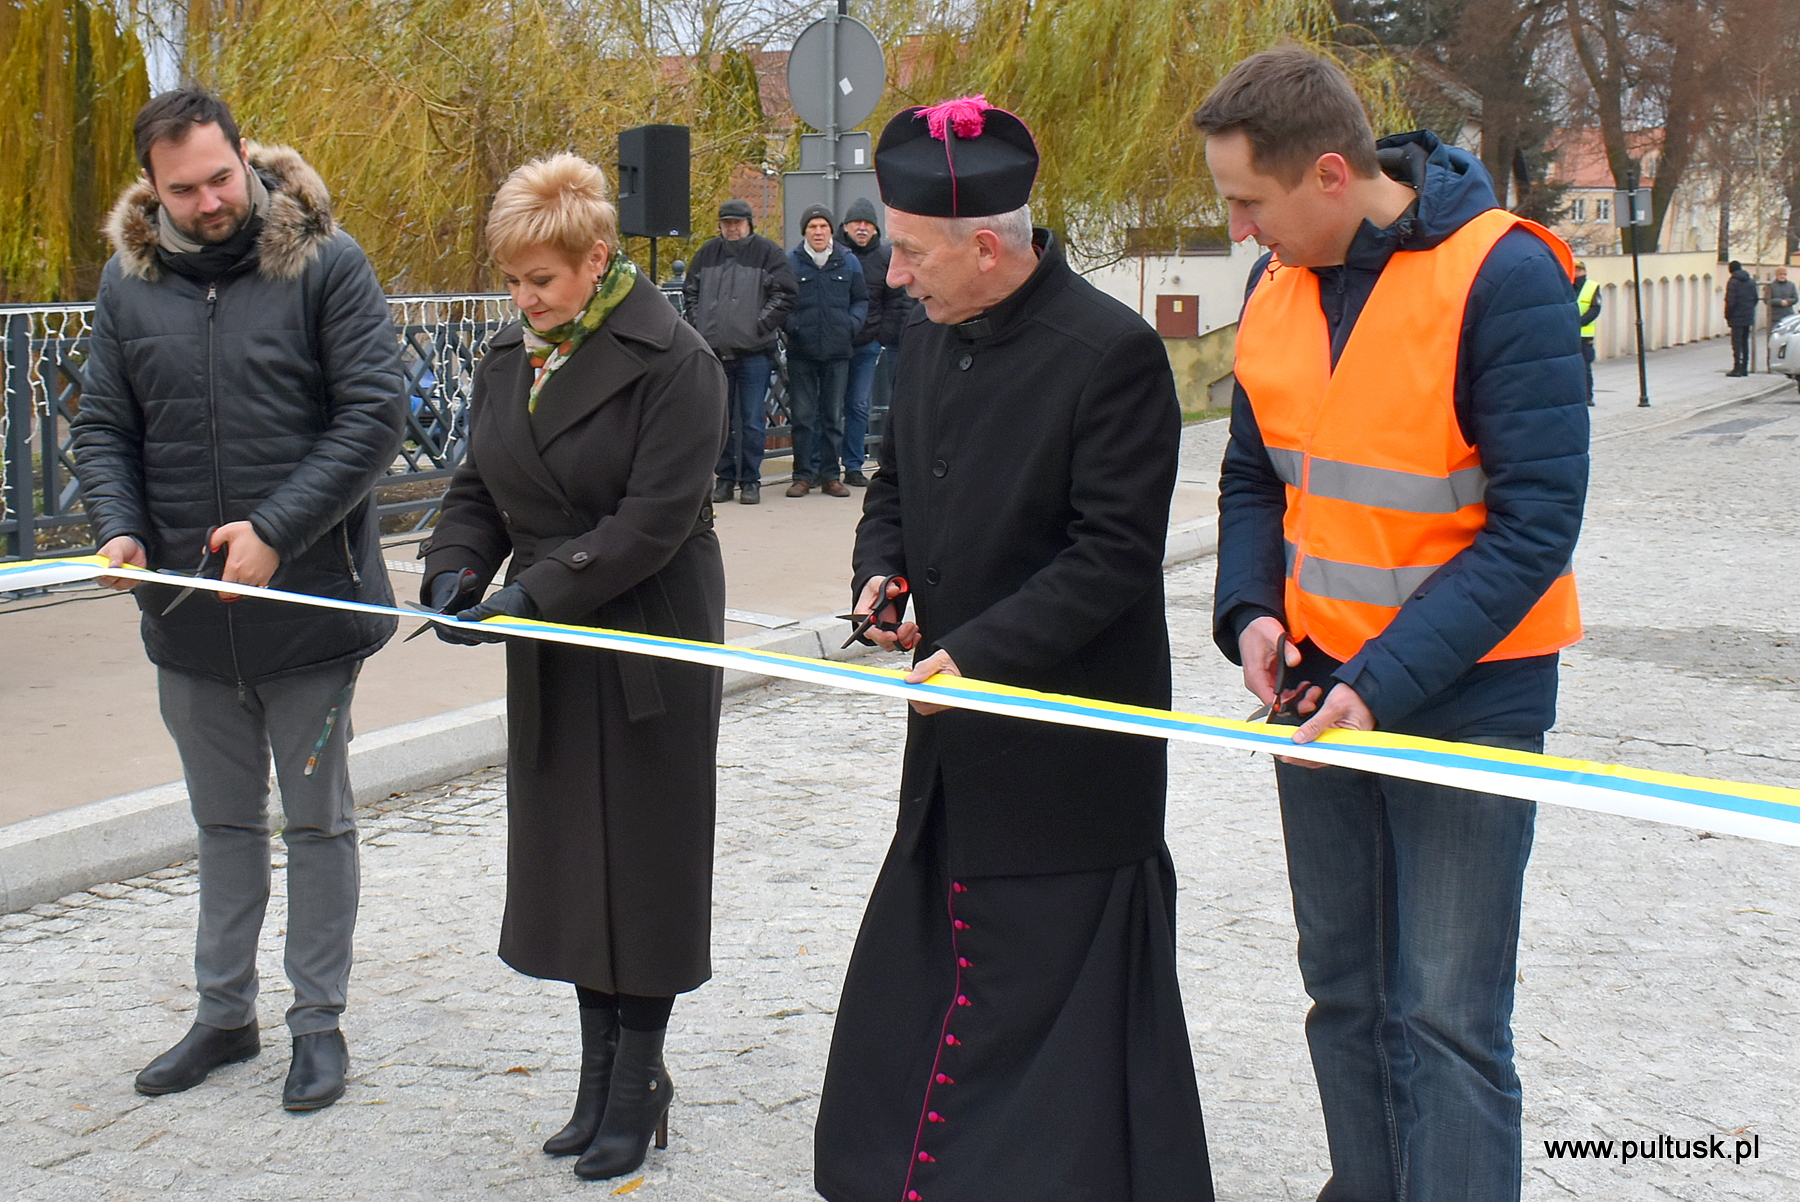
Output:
[1197, 48, 1587, 1202]
[1574, 261, 1601, 405]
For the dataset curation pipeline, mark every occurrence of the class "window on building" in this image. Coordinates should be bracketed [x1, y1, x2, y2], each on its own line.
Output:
[1596, 197, 1613, 223]
[1569, 197, 1587, 222]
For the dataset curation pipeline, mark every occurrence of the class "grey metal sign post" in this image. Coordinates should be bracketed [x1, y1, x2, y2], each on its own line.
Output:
[1615, 174, 1654, 407]
[784, 6, 885, 246]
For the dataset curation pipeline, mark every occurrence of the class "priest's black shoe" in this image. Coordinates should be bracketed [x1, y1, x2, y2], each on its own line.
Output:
[282, 1029, 349, 1111]
[544, 1007, 620, 1155]
[135, 1021, 260, 1095]
[573, 1027, 673, 1179]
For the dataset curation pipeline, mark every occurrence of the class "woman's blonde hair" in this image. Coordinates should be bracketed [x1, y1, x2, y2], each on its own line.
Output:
[486, 153, 619, 266]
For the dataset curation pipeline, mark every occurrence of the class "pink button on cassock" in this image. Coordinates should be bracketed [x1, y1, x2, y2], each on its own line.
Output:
[957, 995, 970, 1006]
[953, 920, 968, 930]
[909, 1192, 922, 1201]
[918, 1151, 935, 1162]
[936, 1072, 954, 1084]
[928, 1111, 945, 1122]
[944, 1034, 960, 1046]
[957, 957, 971, 968]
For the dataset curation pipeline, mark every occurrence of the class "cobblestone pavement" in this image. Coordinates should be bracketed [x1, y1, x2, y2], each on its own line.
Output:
[4, 386, 1799, 1201]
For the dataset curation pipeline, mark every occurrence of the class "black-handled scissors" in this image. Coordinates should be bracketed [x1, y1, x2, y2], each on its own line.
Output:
[838, 575, 910, 649]
[402, 568, 480, 641]
[160, 534, 223, 616]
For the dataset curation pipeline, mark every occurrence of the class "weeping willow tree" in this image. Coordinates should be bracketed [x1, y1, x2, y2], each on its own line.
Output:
[871, 0, 1410, 262]
[0, 0, 149, 300]
[180, 0, 665, 291]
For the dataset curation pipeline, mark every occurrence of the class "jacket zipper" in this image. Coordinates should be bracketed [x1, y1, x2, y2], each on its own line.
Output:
[204, 281, 248, 703]
[340, 521, 361, 589]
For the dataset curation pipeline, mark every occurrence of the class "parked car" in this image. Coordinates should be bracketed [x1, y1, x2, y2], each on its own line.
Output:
[1768, 313, 1800, 390]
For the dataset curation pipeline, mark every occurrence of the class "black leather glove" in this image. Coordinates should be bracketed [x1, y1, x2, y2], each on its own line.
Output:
[423, 569, 486, 646]
[423, 567, 479, 609]
[449, 581, 540, 644]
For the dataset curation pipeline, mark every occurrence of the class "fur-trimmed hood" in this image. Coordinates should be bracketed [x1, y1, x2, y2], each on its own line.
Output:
[104, 142, 334, 282]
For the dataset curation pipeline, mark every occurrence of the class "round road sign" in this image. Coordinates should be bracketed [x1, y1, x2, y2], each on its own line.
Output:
[785, 15, 886, 132]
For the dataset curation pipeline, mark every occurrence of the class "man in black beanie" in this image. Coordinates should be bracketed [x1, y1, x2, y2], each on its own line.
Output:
[813, 96, 1214, 1202]
[683, 198, 797, 503]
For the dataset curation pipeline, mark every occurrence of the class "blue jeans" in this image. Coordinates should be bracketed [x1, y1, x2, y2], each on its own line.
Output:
[714, 352, 772, 485]
[841, 341, 881, 473]
[1275, 735, 1540, 1202]
[786, 354, 848, 482]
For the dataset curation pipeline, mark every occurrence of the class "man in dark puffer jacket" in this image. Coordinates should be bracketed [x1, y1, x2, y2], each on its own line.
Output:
[72, 90, 404, 1112]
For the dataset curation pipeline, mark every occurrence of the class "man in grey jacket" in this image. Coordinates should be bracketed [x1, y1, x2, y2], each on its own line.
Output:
[72, 90, 404, 1111]
[684, 199, 797, 504]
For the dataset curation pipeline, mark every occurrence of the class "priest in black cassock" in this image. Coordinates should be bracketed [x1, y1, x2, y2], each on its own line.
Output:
[813, 97, 1215, 1202]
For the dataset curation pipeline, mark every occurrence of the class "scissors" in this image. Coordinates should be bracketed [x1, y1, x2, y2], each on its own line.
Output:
[160, 535, 224, 616]
[1245, 631, 1295, 723]
[838, 575, 910, 649]
[402, 568, 479, 641]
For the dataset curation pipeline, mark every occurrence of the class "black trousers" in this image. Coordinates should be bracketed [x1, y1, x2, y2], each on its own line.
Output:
[1731, 324, 1752, 371]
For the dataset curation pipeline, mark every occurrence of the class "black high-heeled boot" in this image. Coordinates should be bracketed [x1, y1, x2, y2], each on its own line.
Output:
[543, 1006, 620, 1155]
[573, 1026, 673, 1180]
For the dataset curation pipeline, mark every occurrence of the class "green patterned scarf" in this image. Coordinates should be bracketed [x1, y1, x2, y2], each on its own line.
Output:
[521, 255, 638, 411]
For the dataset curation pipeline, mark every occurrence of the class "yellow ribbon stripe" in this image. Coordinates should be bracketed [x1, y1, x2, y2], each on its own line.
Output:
[7, 555, 1799, 847]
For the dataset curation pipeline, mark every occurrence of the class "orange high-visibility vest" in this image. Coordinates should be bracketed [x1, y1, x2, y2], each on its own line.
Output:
[1234, 207, 1582, 665]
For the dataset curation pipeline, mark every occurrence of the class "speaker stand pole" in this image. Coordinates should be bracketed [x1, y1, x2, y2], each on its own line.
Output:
[649, 237, 659, 283]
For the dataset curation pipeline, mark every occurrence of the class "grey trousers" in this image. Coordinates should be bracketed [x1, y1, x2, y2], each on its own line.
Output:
[157, 662, 360, 1036]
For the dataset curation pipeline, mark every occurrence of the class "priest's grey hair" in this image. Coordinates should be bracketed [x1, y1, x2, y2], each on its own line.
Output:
[942, 204, 1033, 252]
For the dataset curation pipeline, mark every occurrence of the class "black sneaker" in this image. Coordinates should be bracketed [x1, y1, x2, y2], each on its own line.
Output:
[844, 471, 869, 487]
[711, 480, 734, 503]
[739, 481, 761, 505]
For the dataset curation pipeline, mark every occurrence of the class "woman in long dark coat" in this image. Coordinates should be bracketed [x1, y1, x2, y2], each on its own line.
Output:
[420, 153, 726, 1182]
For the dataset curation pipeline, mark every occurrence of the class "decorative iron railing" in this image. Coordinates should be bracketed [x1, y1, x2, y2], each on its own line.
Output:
[2, 294, 820, 562]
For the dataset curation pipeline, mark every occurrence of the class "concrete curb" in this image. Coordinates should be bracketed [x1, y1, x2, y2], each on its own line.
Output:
[0, 619, 883, 915]
[1164, 516, 1218, 567]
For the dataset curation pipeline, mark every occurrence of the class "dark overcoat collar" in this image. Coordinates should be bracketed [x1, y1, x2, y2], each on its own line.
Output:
[488, 272, 683, 505]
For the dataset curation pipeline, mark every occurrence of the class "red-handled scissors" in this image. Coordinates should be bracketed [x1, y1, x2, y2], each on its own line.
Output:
[839, 575, 910, 649]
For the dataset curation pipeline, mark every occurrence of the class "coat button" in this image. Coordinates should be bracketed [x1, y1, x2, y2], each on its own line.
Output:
[932, 459, 948, 477]
[571, 551, 590, 564]
[925, 568, 941, 585]
[958, 354, 972, 370]
[501, 511, 511, 523]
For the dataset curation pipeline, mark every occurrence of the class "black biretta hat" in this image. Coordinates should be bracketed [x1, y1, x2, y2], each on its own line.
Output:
[875, 96, 1038, 218]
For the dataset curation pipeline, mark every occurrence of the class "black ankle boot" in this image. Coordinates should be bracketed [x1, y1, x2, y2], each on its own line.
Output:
[543, 1006, 620, 1155]
[135, 1021, 260, 1095]
[573, 1026, 673, 1180]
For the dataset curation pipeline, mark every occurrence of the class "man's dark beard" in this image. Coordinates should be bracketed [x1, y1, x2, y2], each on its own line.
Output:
[171, 204, 251, 245]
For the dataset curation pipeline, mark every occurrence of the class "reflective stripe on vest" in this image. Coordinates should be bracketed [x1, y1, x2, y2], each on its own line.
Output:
[1236, 207, 1583, 666]
[1576, 278, 1600, 339]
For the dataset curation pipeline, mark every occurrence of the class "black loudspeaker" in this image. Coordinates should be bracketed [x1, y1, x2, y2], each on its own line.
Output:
[617, 125, 691, 238]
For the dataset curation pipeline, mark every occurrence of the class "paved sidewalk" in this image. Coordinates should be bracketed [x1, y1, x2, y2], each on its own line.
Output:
[3, 349, 1799, 1199]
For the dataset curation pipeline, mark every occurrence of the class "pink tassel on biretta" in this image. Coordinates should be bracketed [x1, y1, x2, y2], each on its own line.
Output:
[921, 95, 993, 142]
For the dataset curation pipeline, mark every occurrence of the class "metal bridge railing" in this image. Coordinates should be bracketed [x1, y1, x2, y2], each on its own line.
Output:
[1, 292, 827, 563]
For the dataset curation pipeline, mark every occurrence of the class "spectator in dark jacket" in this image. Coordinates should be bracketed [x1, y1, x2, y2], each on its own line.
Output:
[836, 196, 899, 486]
[784, 203, 866, 497]
[684, 199, 796, 504]
[1200, 49, 1586, 1202]
[72, 90, 405, 1112]
[1726, 260, 1758, 375]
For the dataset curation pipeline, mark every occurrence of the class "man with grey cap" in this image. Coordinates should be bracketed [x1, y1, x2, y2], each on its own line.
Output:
[815, 96, 1213, 1201]
[683, 198, 796, 504]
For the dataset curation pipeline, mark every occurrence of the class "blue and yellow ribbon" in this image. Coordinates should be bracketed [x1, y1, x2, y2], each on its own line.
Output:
[7, 555, 1799, 848]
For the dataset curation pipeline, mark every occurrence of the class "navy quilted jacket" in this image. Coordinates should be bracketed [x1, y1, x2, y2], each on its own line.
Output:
[1213, 130, 1589, 739]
